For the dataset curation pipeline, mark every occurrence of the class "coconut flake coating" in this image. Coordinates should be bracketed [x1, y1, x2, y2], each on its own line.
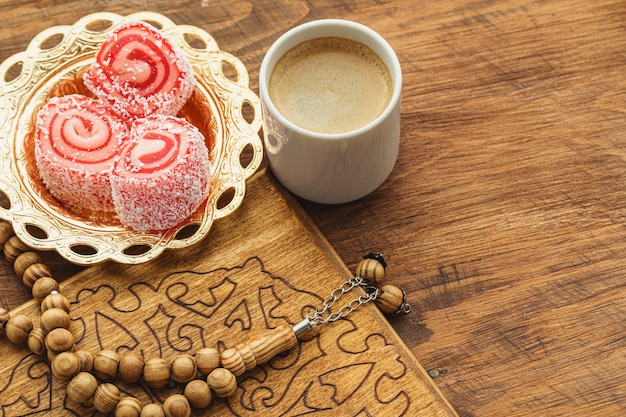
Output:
[110, 114, 210, 231]
[35, 94, 130, 212]
[83, 20, 197, 120]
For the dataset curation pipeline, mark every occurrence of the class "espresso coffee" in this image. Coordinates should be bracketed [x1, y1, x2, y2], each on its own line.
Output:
[269, 37, 392, 134]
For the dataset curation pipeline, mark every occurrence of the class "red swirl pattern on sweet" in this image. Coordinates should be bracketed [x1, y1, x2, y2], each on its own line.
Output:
[120, 130, 180, 176]
[38, 96, 126, 167]
[83, 20, 196, 119]
[34, 94, 129, 212]
[103, 29, 174, 96]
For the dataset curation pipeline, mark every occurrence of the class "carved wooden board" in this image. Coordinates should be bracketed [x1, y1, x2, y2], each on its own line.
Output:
[0, 169, 457, 416]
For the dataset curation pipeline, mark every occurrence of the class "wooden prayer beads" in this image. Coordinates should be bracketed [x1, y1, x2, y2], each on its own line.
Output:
[13, 252, 41, 280]
[40, 307, 71, 333]
[162, 394, 191, 417]
[355, 253, 411, 315]
[183, 379, 212, 409]
[23, 262, 52, 290]
[27, 327, 46, 354]
[4, 235, 29, 263]
[170, 354, 197, 383]
[40, 292, 71, 313]
[32, 276, 59, 302]
[143, 357, 170, 389]
[67, 371, 99, 405]
[0, 220, 411, 416]
[140, 403, 166, 417]
[195, 347, 220, 374]
[356, 252, 386, 286]
[206, 367, 237, 397]
[119, 351, 144, 383]
[67, 356, 236, 412]
[52, 351, 81, 378]
[76, 350, 95, 372]
[5, 314, 33, 344]
[45, 327, 75, 354]
[375, 284, 410, 314]
[93, 382, 121, 413]
[94, 349, 120, 380]
[115, 397, 143, 417]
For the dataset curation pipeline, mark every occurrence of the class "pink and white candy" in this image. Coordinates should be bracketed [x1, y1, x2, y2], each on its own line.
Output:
[110, 114, 210, 231]
[35, 94, 129, 212]
[83, 20, 196, 120]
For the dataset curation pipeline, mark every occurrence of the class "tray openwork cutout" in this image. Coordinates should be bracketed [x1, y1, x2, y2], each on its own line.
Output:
[0, 12, 263, 265]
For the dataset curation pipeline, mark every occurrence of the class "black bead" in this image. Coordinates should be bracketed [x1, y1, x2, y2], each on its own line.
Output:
[363, 252, 386, 269]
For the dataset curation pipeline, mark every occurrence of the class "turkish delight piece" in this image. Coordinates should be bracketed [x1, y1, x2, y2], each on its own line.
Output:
[35, 94, 129, 212]
[110, 114, 210, 231]
[83, 20, 196, 120]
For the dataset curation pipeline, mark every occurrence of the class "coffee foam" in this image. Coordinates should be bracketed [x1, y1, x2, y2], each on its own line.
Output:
[269, 37, 392, 134]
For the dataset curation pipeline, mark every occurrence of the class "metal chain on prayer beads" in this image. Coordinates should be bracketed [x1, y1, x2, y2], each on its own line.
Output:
[293, 252, 411, 337]
[215, 253, 411, 379]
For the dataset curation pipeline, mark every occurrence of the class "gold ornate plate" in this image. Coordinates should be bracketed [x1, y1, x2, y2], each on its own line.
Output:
[0, 12, 263, 265]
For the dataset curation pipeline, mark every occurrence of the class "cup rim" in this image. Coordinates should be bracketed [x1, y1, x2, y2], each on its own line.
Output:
[259, 19, 402, 140]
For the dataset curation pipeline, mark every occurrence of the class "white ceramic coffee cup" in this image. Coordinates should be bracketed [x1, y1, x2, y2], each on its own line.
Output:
[259, 19, 402, 204]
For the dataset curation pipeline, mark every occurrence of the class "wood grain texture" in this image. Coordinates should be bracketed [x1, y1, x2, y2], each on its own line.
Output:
[0, 1, 625, 416]
[0, 170, 457, 416]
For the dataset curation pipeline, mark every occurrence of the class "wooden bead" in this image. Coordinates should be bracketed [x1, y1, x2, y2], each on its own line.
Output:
[170, 354, 197, 383]
[45, 327, 75, 354]
[356, 256, 386, 286]
[220, 346, 248, 377]
[374, 284, 408, 314]
[207, 368, 237, 397]
[237, 342, 256, 371]
[41, 292, 70, 313]
[0, 221, 14, 248]
[143, 357, 170, 389]
[4, 235, 29, 263]
[67, 371, 98, 405]
[52, 351, 81, 379]
[195, 347, 220, 375]
[94, 349, 120, 380]
[93, 382, 121, 413]
[0, 307, 9, 336]
[32, 277, 59, 303]
[40, 307, 71, 334]
[162, 394, 191, 417]
[27, 327, 47, 355]
[14, 251, 42, 280]
[5, 314, 33, 344]
[183, 379, 212, 409]
[76, 350, 95, 372]
[115, 396, 142, 417]
[140, 403, 165, 417]
[119, 352, 144, 383]
[24, 263, 52, 290]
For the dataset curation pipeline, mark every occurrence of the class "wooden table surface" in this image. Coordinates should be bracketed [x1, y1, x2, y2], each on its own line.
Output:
[1, 1, 625, 416]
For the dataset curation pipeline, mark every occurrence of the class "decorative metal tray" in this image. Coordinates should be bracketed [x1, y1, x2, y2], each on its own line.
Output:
[0, 12, 263, 265]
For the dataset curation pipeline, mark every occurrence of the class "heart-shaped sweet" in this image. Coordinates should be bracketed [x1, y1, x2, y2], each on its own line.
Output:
[35, 94, 129, 212]
[83, 20, 196, 120]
